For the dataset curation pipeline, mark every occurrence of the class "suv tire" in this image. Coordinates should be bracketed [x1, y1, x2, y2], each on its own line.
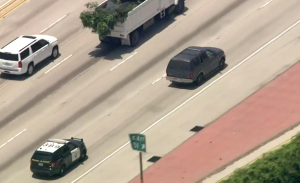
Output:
[219, 57, 225, 70]
[194, 73, 203, 86]
[80, 150, 87, 161]
[59, 164, 66, 177]
[26, 63, 34, 76]
[51, 46, 59, 59]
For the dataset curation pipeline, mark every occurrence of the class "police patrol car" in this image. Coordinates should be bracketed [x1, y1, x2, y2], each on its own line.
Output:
[30, 138, 87, 176]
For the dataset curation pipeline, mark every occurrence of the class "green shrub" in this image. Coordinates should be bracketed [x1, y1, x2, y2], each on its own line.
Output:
[220, 134, 300, 183]
[80, 1, 141, 39]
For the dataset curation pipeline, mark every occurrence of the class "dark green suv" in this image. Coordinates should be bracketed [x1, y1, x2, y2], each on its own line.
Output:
[166, 46, 226, 85]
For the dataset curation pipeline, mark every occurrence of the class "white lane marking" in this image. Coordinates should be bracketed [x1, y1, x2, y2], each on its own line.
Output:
[260, 0, 273, 9]
[0, 0, 13, 9]
[152, 73, 166, 85]
[40, 15, 67, 33]
[0, 129, 26, 149]
[109, 52, 137, 71]
[44, 54, 73, 74]
[70, 19, 300, 183]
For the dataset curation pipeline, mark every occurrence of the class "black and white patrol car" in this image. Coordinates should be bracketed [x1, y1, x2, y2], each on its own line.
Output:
[30, 138, 87, 176]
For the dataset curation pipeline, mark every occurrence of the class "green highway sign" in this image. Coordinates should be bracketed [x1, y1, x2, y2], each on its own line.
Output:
[129, 133, 146, 152]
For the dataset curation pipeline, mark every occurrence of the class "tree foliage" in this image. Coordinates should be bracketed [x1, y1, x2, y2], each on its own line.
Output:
[220, 134, 300, 183]
[80, 0, 141, 39]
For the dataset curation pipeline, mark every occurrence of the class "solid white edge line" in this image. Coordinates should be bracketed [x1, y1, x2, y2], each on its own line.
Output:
[151, 78, 161, 85]
[40, 14, 67, 33]
[0, 0, 13, 9]
[70, 19, 300, 183]
[0, 129, 26, 149]
[109, 52, 137, 71]
[44, 54, 73, 74]
[151, 73, 167, 85]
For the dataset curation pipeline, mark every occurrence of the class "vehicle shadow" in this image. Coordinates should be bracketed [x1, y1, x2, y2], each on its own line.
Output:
[0, 54, 62, 81]
[31, 156, 89, 181]
[88, 8, 189, 61]
[168, 64, 229, 90]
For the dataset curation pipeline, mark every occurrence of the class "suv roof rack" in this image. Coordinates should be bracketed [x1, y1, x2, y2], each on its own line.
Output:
[22, 35, 36, 39]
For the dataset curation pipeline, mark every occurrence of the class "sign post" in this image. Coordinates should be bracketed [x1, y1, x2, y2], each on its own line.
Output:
[139, 151, 143, 183]
[129, 133, 146, 183]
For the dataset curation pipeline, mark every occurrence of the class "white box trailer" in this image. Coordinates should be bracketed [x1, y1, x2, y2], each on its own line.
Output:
[99, 0, 185, 47]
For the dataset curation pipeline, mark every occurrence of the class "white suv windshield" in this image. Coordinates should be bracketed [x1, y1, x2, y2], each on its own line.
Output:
[0, 52, 19, 61]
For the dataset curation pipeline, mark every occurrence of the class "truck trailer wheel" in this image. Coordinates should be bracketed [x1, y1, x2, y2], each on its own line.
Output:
[130, 30, 139, 47]
[99, 37, 111, 44]
[175, 0, 185, 14]
[100, 37, 120, 46]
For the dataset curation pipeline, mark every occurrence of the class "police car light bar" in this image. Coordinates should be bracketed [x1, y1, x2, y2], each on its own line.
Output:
[48, 139, 68, 144]
[71, 137, 83, 142]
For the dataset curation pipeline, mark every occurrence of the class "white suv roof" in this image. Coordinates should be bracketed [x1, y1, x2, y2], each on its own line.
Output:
[0, 35, 38, 54]
[0, 35, 57, 55]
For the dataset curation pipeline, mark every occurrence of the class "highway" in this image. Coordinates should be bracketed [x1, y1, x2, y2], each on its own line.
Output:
[0, 0, 300, 182]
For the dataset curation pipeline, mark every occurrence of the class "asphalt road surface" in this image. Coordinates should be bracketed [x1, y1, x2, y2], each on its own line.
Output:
[1, 0, 300, 182]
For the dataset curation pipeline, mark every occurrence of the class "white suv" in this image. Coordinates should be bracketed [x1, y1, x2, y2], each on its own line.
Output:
[0, 35, 59, 76]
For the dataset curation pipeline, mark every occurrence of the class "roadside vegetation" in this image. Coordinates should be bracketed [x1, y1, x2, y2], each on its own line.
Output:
[80, 0, 142, 39]
[220, 134, 300, 183]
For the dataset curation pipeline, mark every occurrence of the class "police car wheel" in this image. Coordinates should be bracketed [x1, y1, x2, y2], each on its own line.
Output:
[80, 150, 87, 161]
[59, 165, 66, 176]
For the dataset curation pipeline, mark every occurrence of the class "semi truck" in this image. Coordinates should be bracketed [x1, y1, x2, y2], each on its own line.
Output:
[99, 0, 185, 47]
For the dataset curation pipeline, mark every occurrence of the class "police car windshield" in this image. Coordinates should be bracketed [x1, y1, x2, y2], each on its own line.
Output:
[33, 152, 53, 161]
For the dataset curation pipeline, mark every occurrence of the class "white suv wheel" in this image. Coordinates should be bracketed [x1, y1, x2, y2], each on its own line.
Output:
[53, 49, 58, 57]
[51, 47, 59, 59]
[27, 64, 34, 75]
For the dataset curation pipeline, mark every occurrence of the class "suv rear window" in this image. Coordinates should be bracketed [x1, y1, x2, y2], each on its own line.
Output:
[0, 52, 19, 61]
[168, 59, 191, 70]
[32, 152, 53, 161]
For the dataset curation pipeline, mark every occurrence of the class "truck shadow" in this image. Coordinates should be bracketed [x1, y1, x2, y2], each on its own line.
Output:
[0, 54, 62, 81]
[168, 64, 228, 90]
[88, 8, 189, 61]
[31, 156, 89, 181]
